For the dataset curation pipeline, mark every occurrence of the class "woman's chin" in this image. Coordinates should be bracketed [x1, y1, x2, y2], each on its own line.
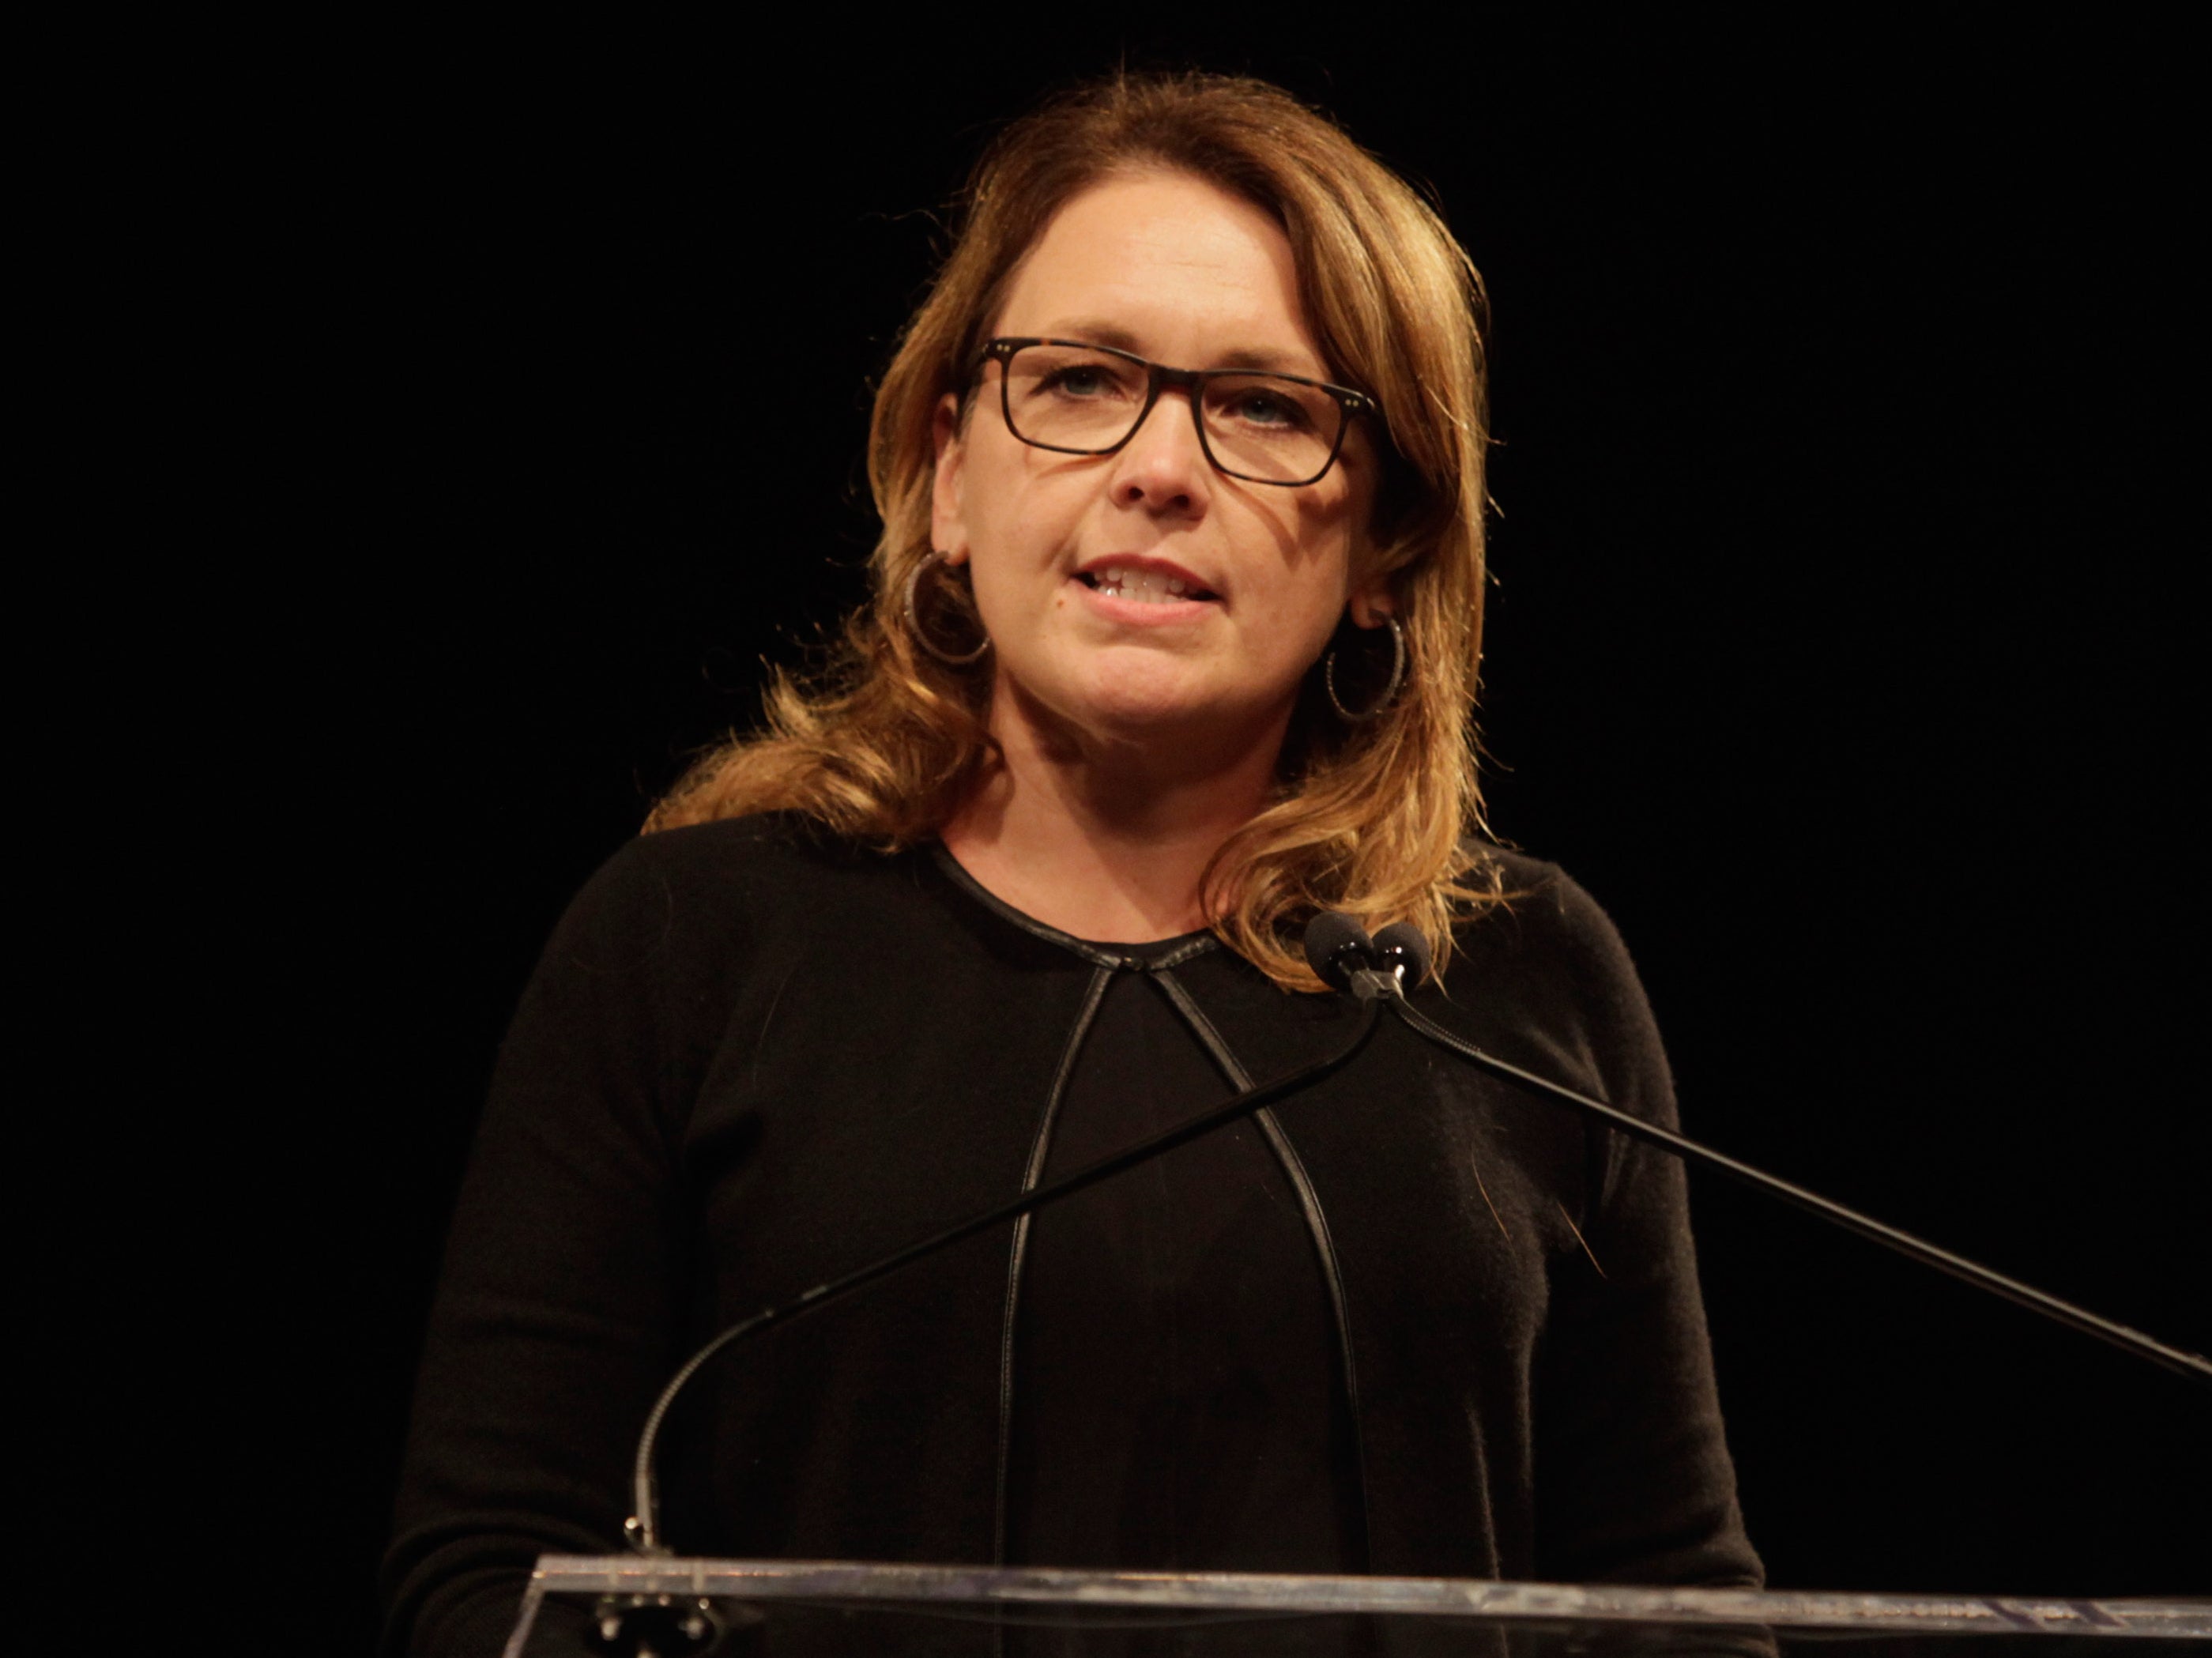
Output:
[1012, 668, 1292, 759]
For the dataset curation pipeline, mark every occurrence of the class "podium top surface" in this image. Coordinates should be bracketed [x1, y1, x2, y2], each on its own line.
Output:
[507, 1556, 2210, 1656]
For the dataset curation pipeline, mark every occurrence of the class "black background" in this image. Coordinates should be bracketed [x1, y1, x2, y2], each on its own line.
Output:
[186, 15, 2205, 1649]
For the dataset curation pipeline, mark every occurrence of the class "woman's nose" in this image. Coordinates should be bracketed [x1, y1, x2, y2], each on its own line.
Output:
[1110, 391, 1213, 514]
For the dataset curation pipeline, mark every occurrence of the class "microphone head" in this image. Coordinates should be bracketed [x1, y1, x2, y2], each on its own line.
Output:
[1372, 921, 1433, 989]
[1303, 910, 1377, 993]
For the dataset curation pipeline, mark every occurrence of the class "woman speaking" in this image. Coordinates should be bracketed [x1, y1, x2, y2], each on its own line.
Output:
[382, 71, 1761, 1655]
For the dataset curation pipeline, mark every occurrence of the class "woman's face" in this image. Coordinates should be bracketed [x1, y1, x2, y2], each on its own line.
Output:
[933, 171, 1385, 762]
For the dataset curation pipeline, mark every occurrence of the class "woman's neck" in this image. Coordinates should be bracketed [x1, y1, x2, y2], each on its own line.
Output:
[940, 690, 1288, 944]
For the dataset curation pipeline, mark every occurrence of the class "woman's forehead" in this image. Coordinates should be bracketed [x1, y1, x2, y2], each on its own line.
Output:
[994, 171, 1330, 379]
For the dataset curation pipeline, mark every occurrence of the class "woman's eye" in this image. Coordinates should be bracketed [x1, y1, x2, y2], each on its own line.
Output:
[1223, 390, 1310, 429]
[1040, 364, 1130, 399]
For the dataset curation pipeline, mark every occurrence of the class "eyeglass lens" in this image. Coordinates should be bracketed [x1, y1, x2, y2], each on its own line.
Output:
[1000, 343, 1344, 484]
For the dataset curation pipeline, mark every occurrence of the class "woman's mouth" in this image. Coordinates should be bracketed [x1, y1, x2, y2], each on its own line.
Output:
[1078, 566, 1219, 605]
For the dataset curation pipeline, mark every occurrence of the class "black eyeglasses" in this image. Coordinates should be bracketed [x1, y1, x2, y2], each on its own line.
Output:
[971, 337, 1378, 488]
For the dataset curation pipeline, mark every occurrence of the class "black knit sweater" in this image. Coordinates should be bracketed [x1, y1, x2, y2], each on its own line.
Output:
[382, 818, 1760, 1655]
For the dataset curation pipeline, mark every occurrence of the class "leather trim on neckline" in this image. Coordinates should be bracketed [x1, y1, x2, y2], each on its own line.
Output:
[992, 962, 1114, 1565]
[929, 841, 1219, 970]
[1144, 967, 1375, 1571]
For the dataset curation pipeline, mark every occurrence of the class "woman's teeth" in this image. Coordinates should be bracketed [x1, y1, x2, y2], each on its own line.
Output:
[1086, 567, 1211, 604]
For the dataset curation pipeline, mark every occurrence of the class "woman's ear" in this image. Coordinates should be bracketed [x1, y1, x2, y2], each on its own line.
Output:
[931, 394, 968, 563]
[1348, 582, 1396, 630]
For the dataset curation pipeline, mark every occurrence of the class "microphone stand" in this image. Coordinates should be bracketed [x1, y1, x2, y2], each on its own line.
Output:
[1321, 922, 2212, 1386]
[592, 916, 2203, 1654]
[1387, 990, 2211, 1381]
[621, 993, 1389, 1558]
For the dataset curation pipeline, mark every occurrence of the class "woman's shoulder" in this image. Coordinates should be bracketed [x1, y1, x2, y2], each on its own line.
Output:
[587, 810, 899, 892]
[1441, 839, 1667, 1101]
[1453, 840, 1633, 968]
[544, 813, 913, 974]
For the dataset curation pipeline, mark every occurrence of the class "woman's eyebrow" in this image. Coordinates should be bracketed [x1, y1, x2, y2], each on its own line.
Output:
[1038, 318, 1146, 352]
[1208, 345, 1319, 375]
[1034, 320, 1324, 377]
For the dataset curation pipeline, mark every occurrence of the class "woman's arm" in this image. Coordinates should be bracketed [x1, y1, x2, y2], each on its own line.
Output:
[1522, 872, 1763, 1587]
[379, 840, 712, 1656]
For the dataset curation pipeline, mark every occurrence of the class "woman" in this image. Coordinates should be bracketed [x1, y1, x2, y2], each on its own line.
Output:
[382, 72, 1760, 1656]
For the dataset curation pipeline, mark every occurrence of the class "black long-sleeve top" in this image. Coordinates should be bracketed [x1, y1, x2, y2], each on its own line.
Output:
[382, 817, 1760, 1655]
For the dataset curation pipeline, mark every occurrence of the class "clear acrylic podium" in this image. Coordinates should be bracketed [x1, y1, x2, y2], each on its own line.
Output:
[503, 1557, 2211, 1656]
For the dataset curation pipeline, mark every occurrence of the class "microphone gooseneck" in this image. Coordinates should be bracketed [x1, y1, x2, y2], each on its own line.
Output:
[1303, 910, 2212, 1385]
[624, 989, 1388, 1556]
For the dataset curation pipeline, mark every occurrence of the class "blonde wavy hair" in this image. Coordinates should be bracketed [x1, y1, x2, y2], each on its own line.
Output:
[648, 71, 1498, 991]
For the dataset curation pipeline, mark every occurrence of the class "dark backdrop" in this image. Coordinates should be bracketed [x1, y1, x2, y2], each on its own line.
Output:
[207, 17, 2204, 1650]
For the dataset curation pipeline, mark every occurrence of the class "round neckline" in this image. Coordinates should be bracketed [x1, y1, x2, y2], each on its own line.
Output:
[927, 841, 1218, 970]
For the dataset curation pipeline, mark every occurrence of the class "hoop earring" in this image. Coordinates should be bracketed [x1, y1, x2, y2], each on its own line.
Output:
[903, 552, 991, 668]
[1325, 616, 1406, 722]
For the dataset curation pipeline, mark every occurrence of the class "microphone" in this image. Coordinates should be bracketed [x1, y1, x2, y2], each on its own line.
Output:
[1302, 914, 1431, 992]
[1304, 911, 2212, 1385]
[1372, 921, 1432, 988]
[1300, 912, 1404, 1002]
[1301, 910, 1376, 992]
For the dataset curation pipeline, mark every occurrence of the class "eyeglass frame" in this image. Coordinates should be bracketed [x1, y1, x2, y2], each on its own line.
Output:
[967, 336, 1381, 488]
